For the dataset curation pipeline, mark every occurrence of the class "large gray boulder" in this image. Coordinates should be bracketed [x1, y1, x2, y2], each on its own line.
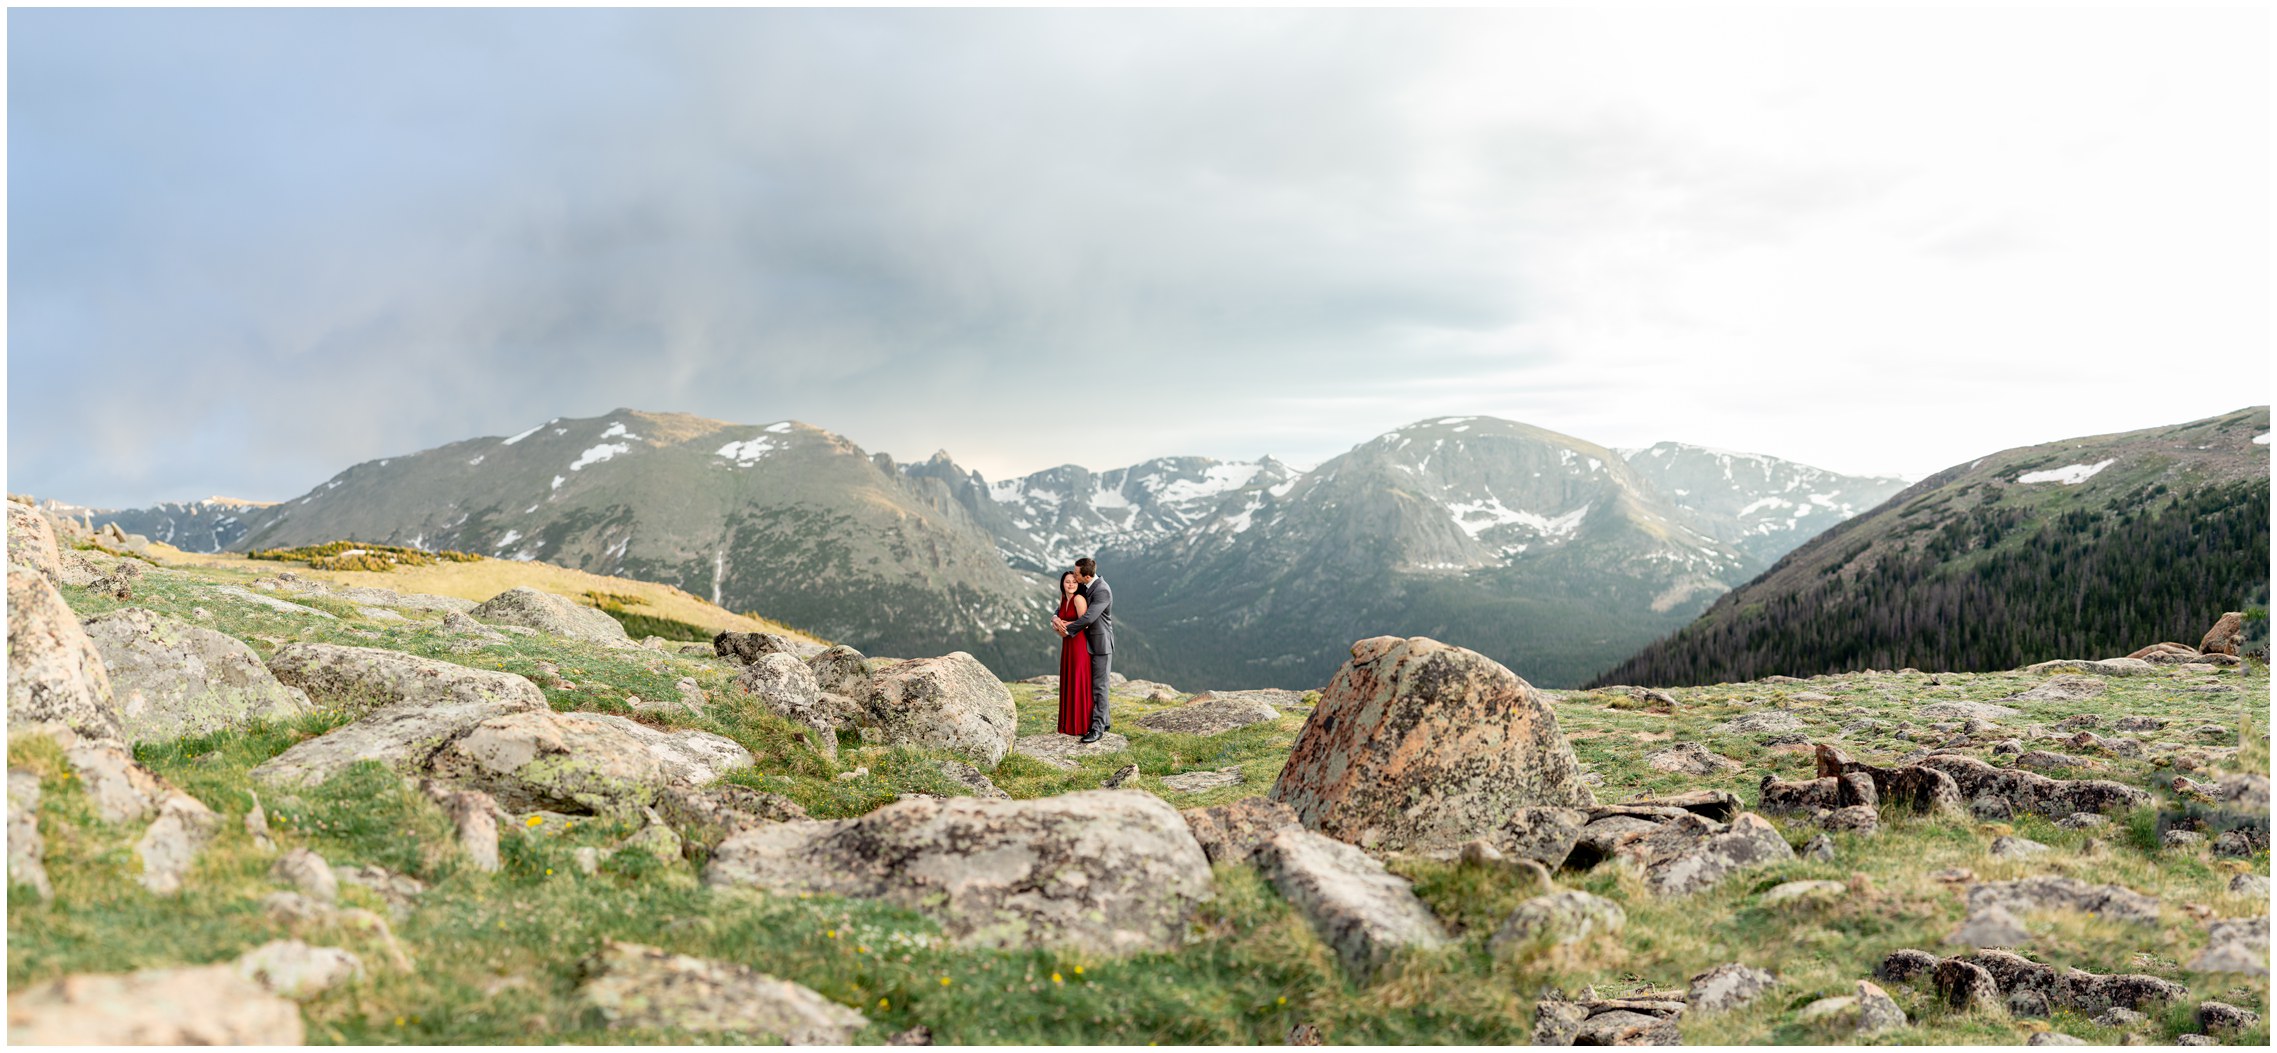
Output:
[249, 651, 551, 788]
[704, 790, 1211, 956]
[805, 644, 873, 695]
[1133, 693, 1281, 736]
[470, 586, 630, 644]
[860, 652, 1016, 769]
[425, 711, 752, 817]
[7, 567, 121, 742]
[1269, 636, 1593, 853]
[578, 940, 867, 1041]
[1626, 812, 1797, 897]
[6, 962, 305, 1044]
[82, 608, 313, 744]
[6, 500, 62, 583]
[735, 653, 838, 758]
[1253, 826, 1452, 980]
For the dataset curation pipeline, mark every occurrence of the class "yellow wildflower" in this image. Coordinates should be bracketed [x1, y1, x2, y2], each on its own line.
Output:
[939, 976, 952, 987]
[1277, 996, 1287, 1005]
[545, 868, 554, 876]
[826, 929, 836, 939]
[879, 998, 890, 1010]
[1073, 965, 1084, 975]
[525, 815, 543, 827]
[1051, 972, 1063, 984]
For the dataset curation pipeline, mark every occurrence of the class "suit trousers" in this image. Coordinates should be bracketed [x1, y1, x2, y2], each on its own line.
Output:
[1088, 650, 1112, 734]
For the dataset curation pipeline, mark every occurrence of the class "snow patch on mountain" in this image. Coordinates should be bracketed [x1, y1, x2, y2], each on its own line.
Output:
[570, 442, 631, 471]
[2017, 459, 2115, 485]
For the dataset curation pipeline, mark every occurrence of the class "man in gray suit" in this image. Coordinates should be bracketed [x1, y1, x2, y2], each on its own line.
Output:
[1051, 556, 1114, 742]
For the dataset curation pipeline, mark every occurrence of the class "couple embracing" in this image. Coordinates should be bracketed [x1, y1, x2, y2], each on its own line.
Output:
[1049, 557, 1113, 743]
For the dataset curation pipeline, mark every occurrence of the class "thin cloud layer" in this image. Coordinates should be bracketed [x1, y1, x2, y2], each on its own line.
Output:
[8, 8, 2267, 506]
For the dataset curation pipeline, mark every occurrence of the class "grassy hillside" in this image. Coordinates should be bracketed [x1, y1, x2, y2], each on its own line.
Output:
[1592, 408, 2270, 688]
[9, 555, 2267, 1044]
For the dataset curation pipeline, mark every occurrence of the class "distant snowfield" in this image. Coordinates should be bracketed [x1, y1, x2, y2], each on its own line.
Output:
[570, 442, 631, 471]
[1155, 463, 1261, 504]
[1447, 497, 1589, 540]
[716, 437, 778, 466]
[2017, 459, 2115, 485]
[2255, 433, 2270, 445]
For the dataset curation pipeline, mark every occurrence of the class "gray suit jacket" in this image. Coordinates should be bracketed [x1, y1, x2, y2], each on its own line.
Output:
[1065, 577, 1113, 655]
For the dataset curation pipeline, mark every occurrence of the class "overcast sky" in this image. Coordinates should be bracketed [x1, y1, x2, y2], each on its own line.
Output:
[8, 7, 2269, 507]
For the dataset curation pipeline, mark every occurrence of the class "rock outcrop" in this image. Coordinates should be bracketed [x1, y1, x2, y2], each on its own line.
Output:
[806, 644, 874, 695]
[1269, 636, 1593, 853]
[704, 790, 1211, 955]
[426, 711, 753, 817]
[82, 607, 313, 743]
[7, 566, 121, 741]
[1914, 754, 2150, 816]
[265, 642, 548, 716]
[859, 653, 1017, 769]
[1181, 797, 1301, 866]
[1254, 826, 1451, 980]
[470, 586, 630, 644]
[1133, 693, 1281, 736]
[577, 940, 867, 1042]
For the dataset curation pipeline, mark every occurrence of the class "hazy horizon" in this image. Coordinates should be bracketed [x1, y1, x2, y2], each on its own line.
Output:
[9, 8, 2268, 507]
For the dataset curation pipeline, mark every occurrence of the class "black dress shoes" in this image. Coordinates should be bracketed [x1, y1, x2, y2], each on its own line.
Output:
[1078, 730, 1103, 744]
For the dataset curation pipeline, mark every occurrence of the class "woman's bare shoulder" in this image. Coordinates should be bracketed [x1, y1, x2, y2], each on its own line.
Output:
[1071, 594, 1088, 614]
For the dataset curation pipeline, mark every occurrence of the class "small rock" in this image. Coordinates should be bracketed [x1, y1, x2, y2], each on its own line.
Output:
[1875, 948, 1941, 983]
[1256, 826, 1452, 979]
[2177, 1035, 2216, 1045]
[1286, 1022, 1323, 1045]
[1762, 880, 1848, 907]
[2008, 988, 2052, 1018]
[890, 1024, 935, 1045]
[234, 940, 362, 1000]
[1802, 833, 1835, 862]
[5, 962, 305, 1043]
[271, 847, 338, 903]
[7, 770, 52, 900]
[137, 793, 219, 895]
[835, 767, 869, 782]
[1687, 962, 1776, 1014]
[2054, 812, 2109, 830]
[2163, 829, 2206, 850]
[1101, 763, 1139, 789]
[1160, 767, 1244, 793]
[2093, 1007, 2147, 1028]
[573, 847, 601, 876]
[1990, 835, 2052, 860]
[577, 939, 866, 1042]
[938, 759, 1009, 799]
[1855, 980, 1906, 1034]
[1180, 797, 1301, 866]
[1646, 741, 1741, 775]
[1933, 958, 2001, 1011]
[2229, 873, 2270, 896]
[2027, 1032, 2086, 1045]
[1948, 906, 2030, 947]
[2197, 1001, 2260, 1032]
[1490, 891, 1626, 952]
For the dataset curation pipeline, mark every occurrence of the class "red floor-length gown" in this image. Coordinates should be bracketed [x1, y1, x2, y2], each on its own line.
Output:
[1056, 594, 1094, 734]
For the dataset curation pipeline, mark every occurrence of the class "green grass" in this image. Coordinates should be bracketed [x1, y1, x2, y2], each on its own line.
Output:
[8, 558, 2269, 1044]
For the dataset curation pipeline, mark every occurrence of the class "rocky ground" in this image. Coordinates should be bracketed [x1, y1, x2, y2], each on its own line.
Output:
[5, 501, 2269, 1045]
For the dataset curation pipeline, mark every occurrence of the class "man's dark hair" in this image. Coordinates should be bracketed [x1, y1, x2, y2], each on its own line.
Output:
[1074, 557, 1097, 576]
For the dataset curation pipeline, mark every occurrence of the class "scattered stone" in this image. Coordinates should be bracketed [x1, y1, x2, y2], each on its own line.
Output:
[1133, 693, 1281, 737]
[835, 767, 868, 782]
[2229, 873, 2270, 896]
[2014, 750, 2096, 772]
[2027, 1031, 2085, 1045]
[1161, 767, 1245, 793]
[1933, 957, 2001, 1011]
[1688, 962, 1776, 1013]
[1100, 763, 1139, 789]
[1190, 688, 1310, 710]
[1968, 876, 2159, 923]
[736, 652, 839, 758]
[1918, 701, 2021, 722]
[1268, 636, 1592, 854]
[1797, 995, 1859, 1026]
[891, 1024, 935, 1045]
[652, 785, 806, 851]
[423, 783, 504, 872]
[2177, 1034, 2216, 1045]
[425, 710, 752, 817]
[705, 790, 1211, 956]
[1718, 709, 1807, 735]
[1959, 948, 2187, 1012]
[1948, 905, 2030, 947]
[1914, 754, 2149, 816]
[2010, 675, 2110, 703]
[1532, 999, 1592, 1045]
[2190, 916, 2269, 975]
[2196, 1001, 2258, 1032]
[2162, 829, 2206, 850]
[7, 567, 122, 741]
[939, 759, 1010, 799]
[1285, 1022, 1322, 1045]
[2113, 715, 2168, 732]
[5, 962, 305, 1044]
[1855, 980, 1905, 1034]
[578, 940, 867, 1042]
[612, 810, 684, 863]
[713, 631, 798, 665]
[860, 652, 1017, 769]
[82, 607, 315, 744]
[1256, 825, 1451, 979]
[1635, 812, 1796, 897]
[470, 586, 630, 644]
[1490, 891, 1627, 952]
[2093, 1006, 2147, 1028]
[1990, 835, 2052, 860]
[137, 792, 219, 895]
[1646, 741, 1741, 775]
[332, 863, 428, 920]
[573, 846, 601, 875]
[1182, 797, 1301, 866]
[2211, 829, 2260, 857]
[272, 847, 338, 903]
[2024, 658, 2156, 677]
[1012, 731, 1130, 771]
[1973, 795, 2014, 820]
[235, 939, 362, 1000]
[8, 770, 52, 900]
[2055, 812, 2110, 830]
[1876, 949, 1942, 983]
[1802, 833, 1835, 862]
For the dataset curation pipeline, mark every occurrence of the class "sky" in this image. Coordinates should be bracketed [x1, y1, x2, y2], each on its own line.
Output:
[7, 6, 2270, 508]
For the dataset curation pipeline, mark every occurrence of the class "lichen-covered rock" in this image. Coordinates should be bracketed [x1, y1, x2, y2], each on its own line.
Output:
[1855, 980, 1906, 1034]
[2008, 674, 2110, 703]
[805, 644, 873, 695]
[235, 939, 363, 1000]
[1966, 876, 2160, 924]
[5, 962, 305, 1044]
[655, 784, 808, 850]
[1490, 891, 1626, 952]
[471, 586, 630, 644]
[714, 631, 798, 664]
[1989, 835, 2052, 860]
[1917, 700, 2020, 722]
[2198, 612, 2246, 657]
[82, 607, 313, 744]
[7, 567, 121, 741]
[577, 940, 867, 1041]
[860, 653, 1016, 769]
[1814, 747, 1964, 815]
[1915, 754, 2149, 816]
[1160, 767, 1245, 793]
[1488, 807, 1588, 868]
[1876, 949, 1941, 984]
[426, 710, 752, 817]
[1133, 693, 1280, 736]
[6, 500, 62, 582]
[136, 792, 219, 895]
[704, 790, 1210, 956]
[1181, 797, 1300, 866]
[938, 759, 1009, 800]
[1933, 958, 2001, 1012]
[736, 653, 838, 757]
[1254, 826, 1451, 980]
[2024, 657, 2156, 677]
[2190, 916, 2270, 975]
[1012, 731, 1129, 771]
[8, 769, 52, 900]
[1635, 812, 1796, 897]
[2197, 1000, 2259, 1032]
[1688, 962, 1777, 1014]
[1269, 636, 1592, 853]
[1959, 949, 2188, 1012]
[250, 652, 549, 788]
[1646, 741, 1740, 775]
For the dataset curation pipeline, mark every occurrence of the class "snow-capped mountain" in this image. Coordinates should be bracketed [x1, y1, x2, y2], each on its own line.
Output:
[38, 496, 276, 553]
[1618, 442, 1909, 565]
[909, 455, 1296, 573]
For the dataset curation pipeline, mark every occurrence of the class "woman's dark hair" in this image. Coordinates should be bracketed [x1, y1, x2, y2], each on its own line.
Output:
[1059, 570, 1079, 595]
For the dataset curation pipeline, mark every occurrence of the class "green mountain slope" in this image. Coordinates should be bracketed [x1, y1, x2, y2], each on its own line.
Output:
[1589, 407, 2272, 687]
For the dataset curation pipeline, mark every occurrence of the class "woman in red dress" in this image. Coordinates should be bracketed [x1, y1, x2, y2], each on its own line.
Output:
[1054, 571, 1094, 735]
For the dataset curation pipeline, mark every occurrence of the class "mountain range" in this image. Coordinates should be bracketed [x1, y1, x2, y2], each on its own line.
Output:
[1591, 406, 2271, 686]
[68, 409, 1915, 688]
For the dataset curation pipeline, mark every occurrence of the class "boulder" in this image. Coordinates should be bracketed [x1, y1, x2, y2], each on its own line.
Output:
[1914, 754, 2149, 816]
[1966, 876, 2159, 923]
[1933, 958, 2000, 1012]
[1488, 807, 1588, 868]
[1959, 949, 2187, 1012]
[714, 631, 797, 664]
[467, 586, 629, 643]
[1160, 767, 1245, 793]
[425, 711, 752, 817]
[1876, 949, 1941, 984]
[1269, 636, 1592, 853]
[1012, 730, 1130, 771]
[6, 500, 62, 582]
[1989, 835, 2052, 860]
[655, 785, 808, 851]
[1134, 694, 1281, 737]
[577, 940, 867, 1042]
[235, 940, 362, 1000]
[2197, 1001, 2259, 1033]
[735, 653, 837, 757]
[860, 653, 1017, 769]
[1254, 826, 1451, 980]
[1855, 980, 1906, 1034]
[805, 644, 873, 695]
[1490, 891, 1626, 952]
[81, 608, 313, 744]
[7, 567, 121, 741]
[5, 962, 305, 1044]
[265, 642, 548, 716]
[1181, 797, 1300, 866]
[2023, 658, 2155, 677]
[704, 790, 1211, 956]
[8, 769, 52, 899]
[1634, 812, 1796, 897]
[136, 791, 219, 895]
[53, 733, 169, 824]
[1688, 962, 1777, 1014]
[1646, 742, 1740, 775]
[2198, 612, 2245, 657]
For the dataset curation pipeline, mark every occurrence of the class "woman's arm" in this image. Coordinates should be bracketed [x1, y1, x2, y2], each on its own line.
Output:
[1071, 595, 1087, 618]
